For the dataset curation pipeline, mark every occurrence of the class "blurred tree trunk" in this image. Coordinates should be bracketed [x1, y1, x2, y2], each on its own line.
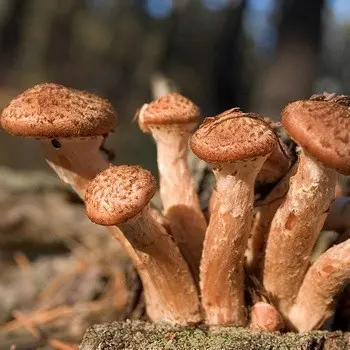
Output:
[212, 0, 248, 113]
[16, 0, 59, 85]
[0, 0, 28, 80]
[251, 0, 325, 120]
[159, 1, 225, 114]
[46, 2, 82, 85]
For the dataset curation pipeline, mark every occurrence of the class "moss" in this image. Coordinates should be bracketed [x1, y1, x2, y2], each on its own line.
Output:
[80, 320, 350, 350]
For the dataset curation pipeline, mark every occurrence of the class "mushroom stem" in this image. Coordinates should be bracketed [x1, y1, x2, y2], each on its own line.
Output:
[246, 163, 297, 274]
[287, 239, 350, 331]
[107, 226, 169, 322]
[39, 137, 108, 197]
[152, 128, 207, 279]
[117, 205, 201, 324]
[256, 137, 292, 184]
[39, 137, 177, 322]
[208, 139, 292, 222]
[200, 157, 268, 326]
[263, 151, 337, 314]
[154, 129, 200, 211]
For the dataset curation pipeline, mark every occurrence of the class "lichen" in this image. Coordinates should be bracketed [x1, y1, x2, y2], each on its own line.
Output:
[80, 320, 350, 350]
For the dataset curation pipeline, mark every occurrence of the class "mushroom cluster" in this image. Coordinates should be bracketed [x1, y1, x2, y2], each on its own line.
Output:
[1, 84, 349, 332]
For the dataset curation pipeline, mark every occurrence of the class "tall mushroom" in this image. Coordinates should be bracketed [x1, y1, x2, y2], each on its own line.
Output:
[190, 108, 277, 325]
[84, 165, 201, 325]
[137, 93, 207, 280]
[262, 93, 350, 315]
[287, 239, 350, 331]
[0, 83, 176, 322]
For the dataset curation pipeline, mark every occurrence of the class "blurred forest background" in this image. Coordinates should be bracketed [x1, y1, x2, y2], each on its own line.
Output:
[0, 0, 349, 173]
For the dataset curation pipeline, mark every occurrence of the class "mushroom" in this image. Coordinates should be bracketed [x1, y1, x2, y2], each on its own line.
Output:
[84, 165, 202, 325]
[207, 120, 292, 221]
[189, 108, 277, 325]
[246, 162, 297, 274]
[250, 302, 283, 331]
[287, 239, 350, 331]
[0, 83, 116, 197]
[0, 83, 172, 322]
[137, 92, 207, 279]
[256, 119, 292, 185]
[262, 93, 350, 315]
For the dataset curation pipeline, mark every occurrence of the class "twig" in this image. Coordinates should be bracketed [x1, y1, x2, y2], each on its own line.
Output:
[12, 311, 78, 350]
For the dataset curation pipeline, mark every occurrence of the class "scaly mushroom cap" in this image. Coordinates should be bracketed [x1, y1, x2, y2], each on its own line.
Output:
[0, 83, 117, 138]
[250, 302, 283, 331]
[85, 165, 156, 226]
[282, 94, 350, 175]
[137, 92, 200, 133]
[309, 91, 350, 107]
[189, 108, 277, 163]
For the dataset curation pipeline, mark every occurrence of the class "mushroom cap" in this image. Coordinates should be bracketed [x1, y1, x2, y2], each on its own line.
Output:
[189, 108, 277, 163]
[85, 165, 156, 226]
[0, 83, 118, 138]
[282, 98, 350, 175]
[250, 302, 283, 331]
[137, 92, 200, 133]
[309, 91, 350, 107]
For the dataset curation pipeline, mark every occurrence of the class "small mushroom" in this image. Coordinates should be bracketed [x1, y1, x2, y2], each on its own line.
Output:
[190, 108, 277, 325]
[137, 93, 207, 280]
[84, 165, 202, 325]
[263, 94, 350, 314]
[0, 83, 169, 322]
[0, 83, 117, 197]
[250, 302, 283, 331]
[287, 239, 350, 331]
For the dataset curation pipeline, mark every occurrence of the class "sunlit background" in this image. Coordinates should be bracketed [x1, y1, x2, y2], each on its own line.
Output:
[0, 0, 349, 173]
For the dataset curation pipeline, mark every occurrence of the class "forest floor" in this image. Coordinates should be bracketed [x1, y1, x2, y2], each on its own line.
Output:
[0, 167, 146, 350]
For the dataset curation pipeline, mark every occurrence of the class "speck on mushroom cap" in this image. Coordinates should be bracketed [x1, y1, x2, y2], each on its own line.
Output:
[137, 92, 200, 132]
[85, 165, 156, 226]
[0, 83, 118, 138]
[282, 96, 350, 175]
[189, 108, 277, 163]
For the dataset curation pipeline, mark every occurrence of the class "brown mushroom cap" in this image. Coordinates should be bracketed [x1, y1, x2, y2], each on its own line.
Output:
[137, 92, 200, 133]
[189, 108, 277, 163]
[282, 98, 350, 175]
[309, 91, 350, 107]
[85, 165, 156, 226]
[0, 83, 117, 138]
